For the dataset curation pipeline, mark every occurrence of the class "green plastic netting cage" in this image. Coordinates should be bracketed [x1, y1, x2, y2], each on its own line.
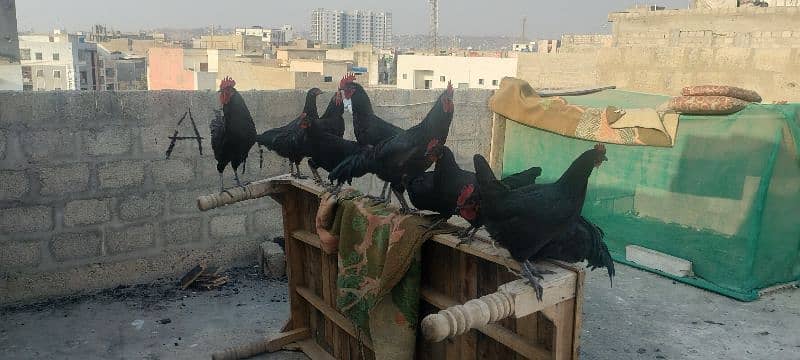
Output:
[499, 89, 800, 301]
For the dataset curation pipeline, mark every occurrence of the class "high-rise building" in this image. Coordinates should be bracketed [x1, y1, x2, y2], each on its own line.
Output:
[311, 8, 392, 48]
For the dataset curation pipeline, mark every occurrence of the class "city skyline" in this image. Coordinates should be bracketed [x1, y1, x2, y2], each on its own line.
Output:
[16, 0, 688, 38]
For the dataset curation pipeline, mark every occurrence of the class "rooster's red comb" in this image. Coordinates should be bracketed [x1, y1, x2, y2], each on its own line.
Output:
[340, 73, 356, 89]
[594, 143, 606, 154]
[457, 184, 476, 207]
[220, 76, 236, 90]
[446, 81, 454, 97]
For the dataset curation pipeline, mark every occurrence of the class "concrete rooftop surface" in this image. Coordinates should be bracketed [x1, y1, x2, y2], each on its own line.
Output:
[1, 262, 797, 360]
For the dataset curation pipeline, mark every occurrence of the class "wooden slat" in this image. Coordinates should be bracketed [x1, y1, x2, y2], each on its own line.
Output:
[421, 287, 551, 360]
[541, 299, 576, 360]
[547, 261, 585, 360]
[489, 113, 507, 176]
[295, 286, 375, 350]
[320, 252, 340, 357]
[292, 230, 322, 249]
[284, 339, 336, 360]
[431, 233, 522, 272]
[457, 251, 478, 360]
[282, 188, 309, 331]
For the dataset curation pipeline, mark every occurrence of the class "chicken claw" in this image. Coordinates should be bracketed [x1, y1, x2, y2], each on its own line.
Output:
[456, 226, 478, 246]
[522, 260, 547, 301]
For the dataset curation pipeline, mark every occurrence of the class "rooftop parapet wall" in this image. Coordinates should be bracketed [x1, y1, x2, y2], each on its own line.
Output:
[0, 88, 493, 305]
[609, 6, 800, 48]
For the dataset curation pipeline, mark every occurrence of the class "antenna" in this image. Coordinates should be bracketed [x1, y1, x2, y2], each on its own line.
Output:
[521, 16, 527, 42]
[429, 0, 439, 54]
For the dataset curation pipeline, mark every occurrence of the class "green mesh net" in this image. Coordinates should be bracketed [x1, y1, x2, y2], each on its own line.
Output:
[501, 90, 800, 301]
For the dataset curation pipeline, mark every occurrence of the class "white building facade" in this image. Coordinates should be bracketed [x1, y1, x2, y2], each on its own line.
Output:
[396, 55, 517, 90]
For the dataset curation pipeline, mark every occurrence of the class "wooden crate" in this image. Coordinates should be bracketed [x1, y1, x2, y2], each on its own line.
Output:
[203, 175, 584, 360]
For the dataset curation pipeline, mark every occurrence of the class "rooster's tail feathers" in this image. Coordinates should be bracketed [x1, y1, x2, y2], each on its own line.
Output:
[581, 216, 615, 286]
[255, 130, 282, 151]
[328, 150, 372, 185]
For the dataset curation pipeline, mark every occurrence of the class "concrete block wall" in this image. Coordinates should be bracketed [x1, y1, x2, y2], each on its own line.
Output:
[609, 7, 800, 48]
[515, 52, 603, 89]
[597, 47, 800, 101]
[0, 87, 494, 305]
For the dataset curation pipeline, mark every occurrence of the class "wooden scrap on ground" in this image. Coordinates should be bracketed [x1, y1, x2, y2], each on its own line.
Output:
[180, 264, 228, 290]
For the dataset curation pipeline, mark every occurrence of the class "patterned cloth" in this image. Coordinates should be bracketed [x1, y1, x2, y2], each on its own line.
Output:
[668, 95, 749, 115]
[316, 189, 453, 360]
[489, 77, 678, 147]
[681, 85, 762, 103]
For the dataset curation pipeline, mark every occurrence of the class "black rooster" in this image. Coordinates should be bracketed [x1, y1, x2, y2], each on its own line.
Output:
[328, 83, 455, 212]
[339, 75, 403, 200]
[211, 77, 257, 192]
[406, 144, 541, 241]
[255, 88, 323, 178]
[304, 91, 364, 187]
[472, 144, 613, 300]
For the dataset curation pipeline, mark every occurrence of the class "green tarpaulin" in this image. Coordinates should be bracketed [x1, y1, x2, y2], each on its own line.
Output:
[501, 89, 800, 301]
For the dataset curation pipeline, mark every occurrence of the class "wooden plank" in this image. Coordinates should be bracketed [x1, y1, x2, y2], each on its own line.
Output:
[541, 299, 575, 360]
[292, 230, 322, 249]
[475, 257, 501, 360]
[421, 287, 551, 360]
[295, 286, 374, 350]
[320, 252, 335, 356]
[457, 251, 478, 360]
[626, 245, 693, 277]
[288, 339, 336, 360]
[282, 188, 309, 331]
[211, 328, 311, 360]
[430, 233, 522, 272]
[498, 276, 577, 319]
[496, 262, 519, 360]
[489, 113, 507, 176]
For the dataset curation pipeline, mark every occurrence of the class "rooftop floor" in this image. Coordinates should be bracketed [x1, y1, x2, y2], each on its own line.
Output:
[1, 263, 798, 360]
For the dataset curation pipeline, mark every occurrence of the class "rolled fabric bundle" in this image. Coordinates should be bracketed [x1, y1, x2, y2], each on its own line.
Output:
[668, 95, 749, 115]
[681, 85, 762, 103]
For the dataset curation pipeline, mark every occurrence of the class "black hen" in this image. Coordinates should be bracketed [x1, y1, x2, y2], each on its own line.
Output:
[211, 77, 257, 192]
[339, 75, 403, 200]
[406, 144, 541, 241]
[255, 88, 323, 178]
[473, 145, 613, 300]
[305, 91, 364, 186]
[329, 83, 455, 212]
[340, 75, 402, 146]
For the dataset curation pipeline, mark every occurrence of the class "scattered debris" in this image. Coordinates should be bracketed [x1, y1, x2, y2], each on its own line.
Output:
[131, 319, 145, 330]
[656, 355, 666, 359]
[180, 264, 229, 291]
[158, 318, 172, 325]
[704, 320, 725, 326]
[637, 348, 646, 354]
[756, 331, 770, 336]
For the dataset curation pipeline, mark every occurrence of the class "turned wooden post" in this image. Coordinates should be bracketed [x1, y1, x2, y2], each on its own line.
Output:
[196, 179, 280, 211]
[422, 274, 576, 342]
[421, 291, 514, 342]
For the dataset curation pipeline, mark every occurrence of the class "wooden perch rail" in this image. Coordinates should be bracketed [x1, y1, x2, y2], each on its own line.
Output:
[197, 175, 326, 211]
[422, 266, 577, 343]
[197, 179, 282, 211]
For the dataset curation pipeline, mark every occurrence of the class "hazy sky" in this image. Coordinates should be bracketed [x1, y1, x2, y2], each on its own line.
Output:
[16, 0, 690, 37]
